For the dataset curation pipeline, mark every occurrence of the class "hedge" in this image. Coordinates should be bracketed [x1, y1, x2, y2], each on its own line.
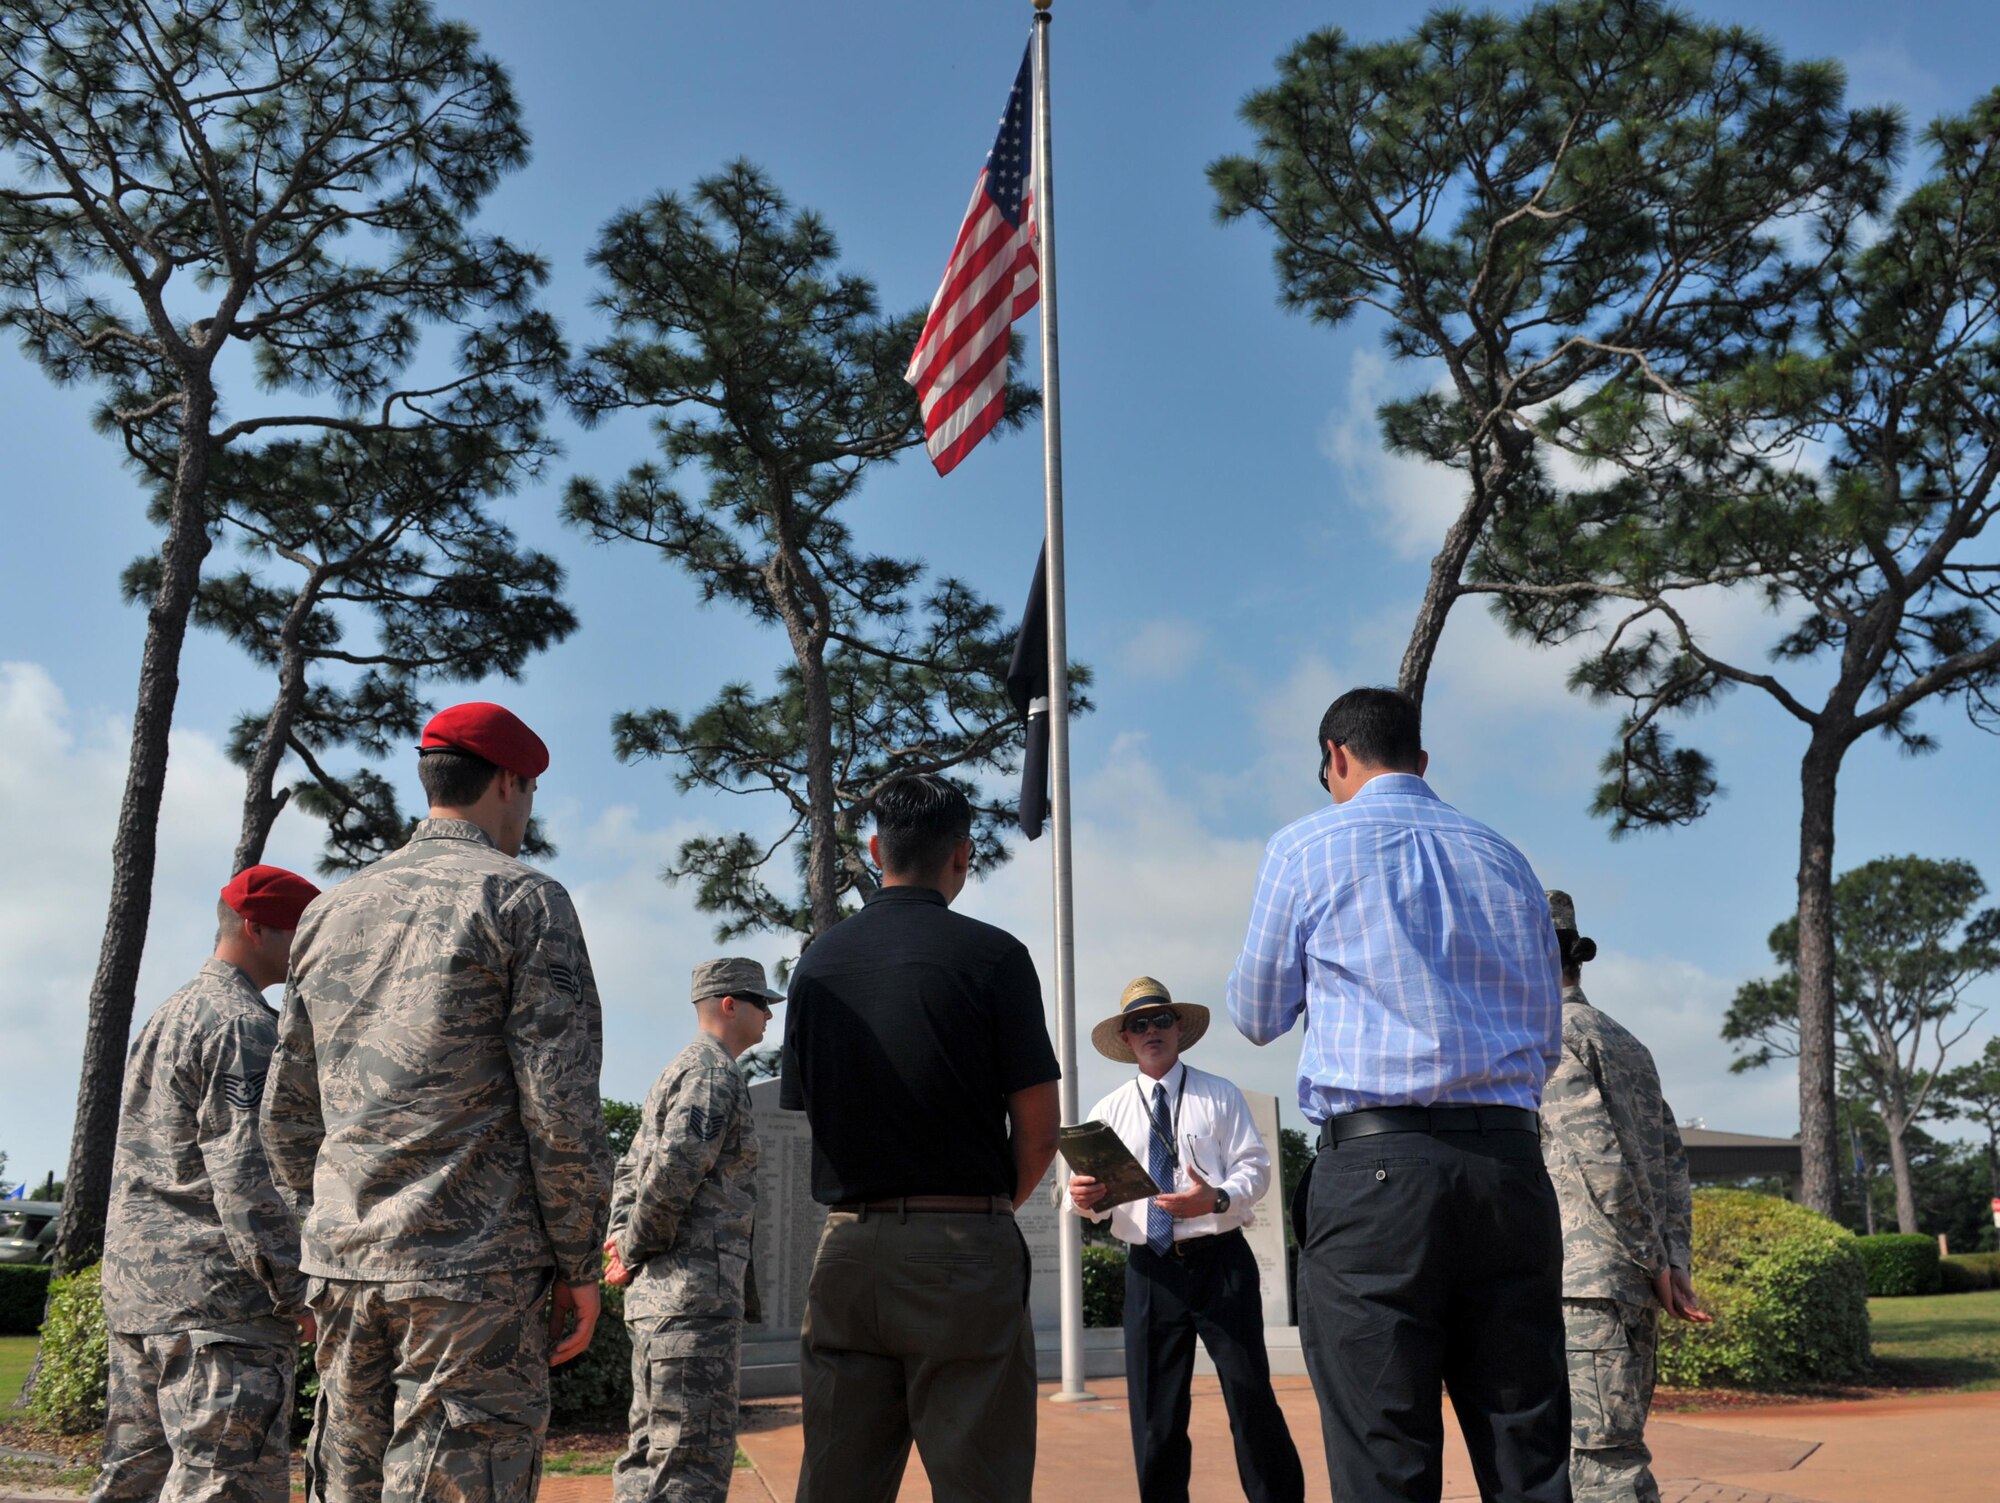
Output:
[0, 1265, 51, 1335]
[1658, 1190, 1870, 1389]
[1940, 1252, 2000, 1293]
[1081, 1243, 1126, 1329]
[1854, 1233, 1942, 1297]
[27, 1264, 108, 1434]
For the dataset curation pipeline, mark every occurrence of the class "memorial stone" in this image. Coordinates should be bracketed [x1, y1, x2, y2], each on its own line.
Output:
[1242, 1090, 1291, 1329]
[743, 1077, 1062, 1341]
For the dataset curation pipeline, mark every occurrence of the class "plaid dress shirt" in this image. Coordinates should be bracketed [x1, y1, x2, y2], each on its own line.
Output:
[1226, 774, 1562, 1124]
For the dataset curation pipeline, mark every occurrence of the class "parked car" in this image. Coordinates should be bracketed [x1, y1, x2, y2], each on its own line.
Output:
[0, 1201, 60, 1265]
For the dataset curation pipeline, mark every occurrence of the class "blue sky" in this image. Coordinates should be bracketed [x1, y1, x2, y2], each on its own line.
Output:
[4, 0, 1999, 1190]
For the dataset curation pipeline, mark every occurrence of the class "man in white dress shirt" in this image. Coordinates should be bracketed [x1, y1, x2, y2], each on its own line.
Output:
[1066, 977, 1304, 1503]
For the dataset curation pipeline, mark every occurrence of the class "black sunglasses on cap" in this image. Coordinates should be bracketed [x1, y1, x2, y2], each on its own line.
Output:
[1120, 1010, 1179, 1035]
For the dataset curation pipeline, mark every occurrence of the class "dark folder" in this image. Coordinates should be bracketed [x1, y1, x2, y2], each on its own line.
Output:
[1058, 1121, 1163, 1209]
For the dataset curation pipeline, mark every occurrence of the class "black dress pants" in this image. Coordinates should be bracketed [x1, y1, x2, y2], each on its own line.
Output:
[1123, 1229, 1305, 1503]
[1297, 1127, 1570, 1503]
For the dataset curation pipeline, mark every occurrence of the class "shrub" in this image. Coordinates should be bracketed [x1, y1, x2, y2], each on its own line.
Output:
[27, 1264, 108, 1434]
[0, 1265, 51, 1335]
[548, 1281, 633, 1428]
[1659, 1190, 1870, 1389]
[1081, 1243, 1126, 1329]
[1854, 1233, 1942, 1297]
[1940, 1252, 2000, 1293]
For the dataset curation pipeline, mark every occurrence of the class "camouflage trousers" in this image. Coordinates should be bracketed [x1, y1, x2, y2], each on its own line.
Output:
[91, 1327, 295, 1503]
[612, 1314, 743, 1503]
[1564, 1298, 1662, 1503]
[305, 1269, 553, 1503]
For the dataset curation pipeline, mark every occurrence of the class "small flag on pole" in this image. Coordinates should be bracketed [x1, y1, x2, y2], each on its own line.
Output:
[905, 43, 1039, 476]
[1006, 545, 1050, 839]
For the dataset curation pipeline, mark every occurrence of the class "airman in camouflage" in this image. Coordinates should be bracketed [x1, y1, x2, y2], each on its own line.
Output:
[1540, 891, 1708, 1503]
[262, 704, 613, 1503]
[93, 864, 321, 1503]
[602, 957, 776, 1503]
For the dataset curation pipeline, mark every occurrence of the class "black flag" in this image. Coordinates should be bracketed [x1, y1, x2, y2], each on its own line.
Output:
[1007, 545, 1050, 839]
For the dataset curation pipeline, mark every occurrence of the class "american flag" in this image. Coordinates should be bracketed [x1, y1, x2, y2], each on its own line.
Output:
[905, 43, 1038, 476]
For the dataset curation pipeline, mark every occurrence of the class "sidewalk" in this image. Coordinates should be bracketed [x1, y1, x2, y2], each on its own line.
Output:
[13, 1379, 1996, 1501]
[701, 1377, 2000, 1503]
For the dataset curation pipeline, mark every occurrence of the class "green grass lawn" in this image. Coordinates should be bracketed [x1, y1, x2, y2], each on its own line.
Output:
[0, 1336, 35, 1408]
[1869, 1287, 2000, 1391]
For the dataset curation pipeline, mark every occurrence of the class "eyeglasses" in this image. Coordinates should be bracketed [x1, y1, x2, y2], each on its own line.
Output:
[1120, 1011, 1179, 1035]
[1317, 737, 1345, 793]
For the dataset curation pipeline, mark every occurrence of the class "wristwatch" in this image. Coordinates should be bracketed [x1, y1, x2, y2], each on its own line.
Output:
[1212, 1188, 1231, 1216]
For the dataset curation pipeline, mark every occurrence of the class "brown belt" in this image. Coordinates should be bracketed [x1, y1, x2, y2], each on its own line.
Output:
[831, 1195, 1014, 1215]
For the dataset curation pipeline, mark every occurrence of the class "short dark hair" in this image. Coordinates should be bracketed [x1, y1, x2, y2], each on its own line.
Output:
[875, 774, 972, 878]
[1319, 687, 1423, 773]
[418, 748, 501, 809]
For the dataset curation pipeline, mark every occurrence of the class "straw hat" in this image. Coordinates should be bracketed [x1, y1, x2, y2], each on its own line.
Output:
[1089, 975, 1210, 1065]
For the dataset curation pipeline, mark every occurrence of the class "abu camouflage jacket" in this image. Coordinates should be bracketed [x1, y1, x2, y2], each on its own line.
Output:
[102, 958, 305, 1335]
[610, 1034, 758, 1322]
[1541, 985, 1693, 1304]
[263, 818, 613, 1284]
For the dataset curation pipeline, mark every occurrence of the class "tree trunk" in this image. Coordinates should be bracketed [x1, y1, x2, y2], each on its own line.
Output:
[231, 581, 322, 870]
[1793, 732, 1846, 1217]
[1884, 1105, 1920, 1234]
[797, 643, 840, 936]
[1396, 441, 1521, 710]
[762, 508, 839, 938]
[52, 380, 217, 1273]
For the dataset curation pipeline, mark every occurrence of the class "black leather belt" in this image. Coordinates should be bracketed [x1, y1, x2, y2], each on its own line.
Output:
[1139, 1227, 1244, 1261]
[1318, 1105, 1539, 1149]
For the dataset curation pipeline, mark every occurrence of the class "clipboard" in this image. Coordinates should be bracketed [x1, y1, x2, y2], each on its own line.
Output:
[1058, 1121, 1162, 1209]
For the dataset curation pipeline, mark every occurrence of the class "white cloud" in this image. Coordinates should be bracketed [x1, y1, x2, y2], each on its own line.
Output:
[1117, 617, 1208, 682]
[553, 800, 797, 1108]
[972, 732, 1309, 1126]
[1319, 348, 1465, 560]
[0, 661, 321, 1184]
[0, 662, 779, 1178]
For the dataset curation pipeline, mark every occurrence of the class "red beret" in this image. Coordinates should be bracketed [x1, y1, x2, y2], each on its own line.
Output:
[418, 701, 549, 779]
[220, 865, 321, 931]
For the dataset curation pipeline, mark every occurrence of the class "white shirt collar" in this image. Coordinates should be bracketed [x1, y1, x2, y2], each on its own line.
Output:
[1136, 1059, 1186, 1103]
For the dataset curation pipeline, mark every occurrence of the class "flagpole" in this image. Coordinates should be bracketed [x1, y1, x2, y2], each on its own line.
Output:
[1031, 0, 1093, 1405]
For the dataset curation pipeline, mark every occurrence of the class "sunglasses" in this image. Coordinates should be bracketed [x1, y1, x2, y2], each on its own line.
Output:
[1120, 1011, 1179, 1035]
[1317, 736, 1346, 793]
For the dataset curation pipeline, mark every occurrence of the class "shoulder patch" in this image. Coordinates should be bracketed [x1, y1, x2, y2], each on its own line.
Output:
[686, 1105, 723, 1142]
[548, 960, 580, 1000]
[221, 1072, 265, 1113]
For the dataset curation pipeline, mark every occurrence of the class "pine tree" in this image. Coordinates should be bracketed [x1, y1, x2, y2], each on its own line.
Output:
[0, 0, 558, 1268]
[564, 163, 1079, 939]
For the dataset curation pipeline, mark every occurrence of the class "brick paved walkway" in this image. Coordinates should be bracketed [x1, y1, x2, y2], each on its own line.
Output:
[13, 1380, 1996, 1501]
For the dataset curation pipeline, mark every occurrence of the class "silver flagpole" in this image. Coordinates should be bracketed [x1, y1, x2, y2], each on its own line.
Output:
[1031, 0, 1093, 1404]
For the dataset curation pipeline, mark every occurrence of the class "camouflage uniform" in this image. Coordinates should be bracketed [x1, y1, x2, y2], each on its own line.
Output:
[609, 1035, 759, 1503]
[93, 958, 306, 1503]
[263, 818, 613, 1503]
[1541, 983, 1694, 1503]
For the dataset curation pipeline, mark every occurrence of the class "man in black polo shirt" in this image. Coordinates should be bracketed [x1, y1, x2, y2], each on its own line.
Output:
[781, 774, 1061, 1503]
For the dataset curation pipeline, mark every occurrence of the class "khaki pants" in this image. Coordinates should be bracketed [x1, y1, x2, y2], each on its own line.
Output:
[306, 1269, 552, 1503]
[613, 1313, 742, 1503]
[91, 1329, 294, 1503]
[1565, 1297, 1662, 1503]
[798, 1208, 1035, 1503]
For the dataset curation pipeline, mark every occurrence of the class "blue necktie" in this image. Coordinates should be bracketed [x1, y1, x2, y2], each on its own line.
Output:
[1146, 1082, 1174, 1255]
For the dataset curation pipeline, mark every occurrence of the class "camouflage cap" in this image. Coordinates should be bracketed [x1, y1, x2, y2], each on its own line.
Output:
[691, 957, 783, 1005]
[1546, 889, 1579, 932]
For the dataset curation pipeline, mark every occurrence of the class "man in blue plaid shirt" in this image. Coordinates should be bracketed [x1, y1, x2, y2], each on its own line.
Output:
[1228, 687, 1568, 1503]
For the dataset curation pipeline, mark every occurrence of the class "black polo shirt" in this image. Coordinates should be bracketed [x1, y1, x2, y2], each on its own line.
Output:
[779, 884, 1059, 1204]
